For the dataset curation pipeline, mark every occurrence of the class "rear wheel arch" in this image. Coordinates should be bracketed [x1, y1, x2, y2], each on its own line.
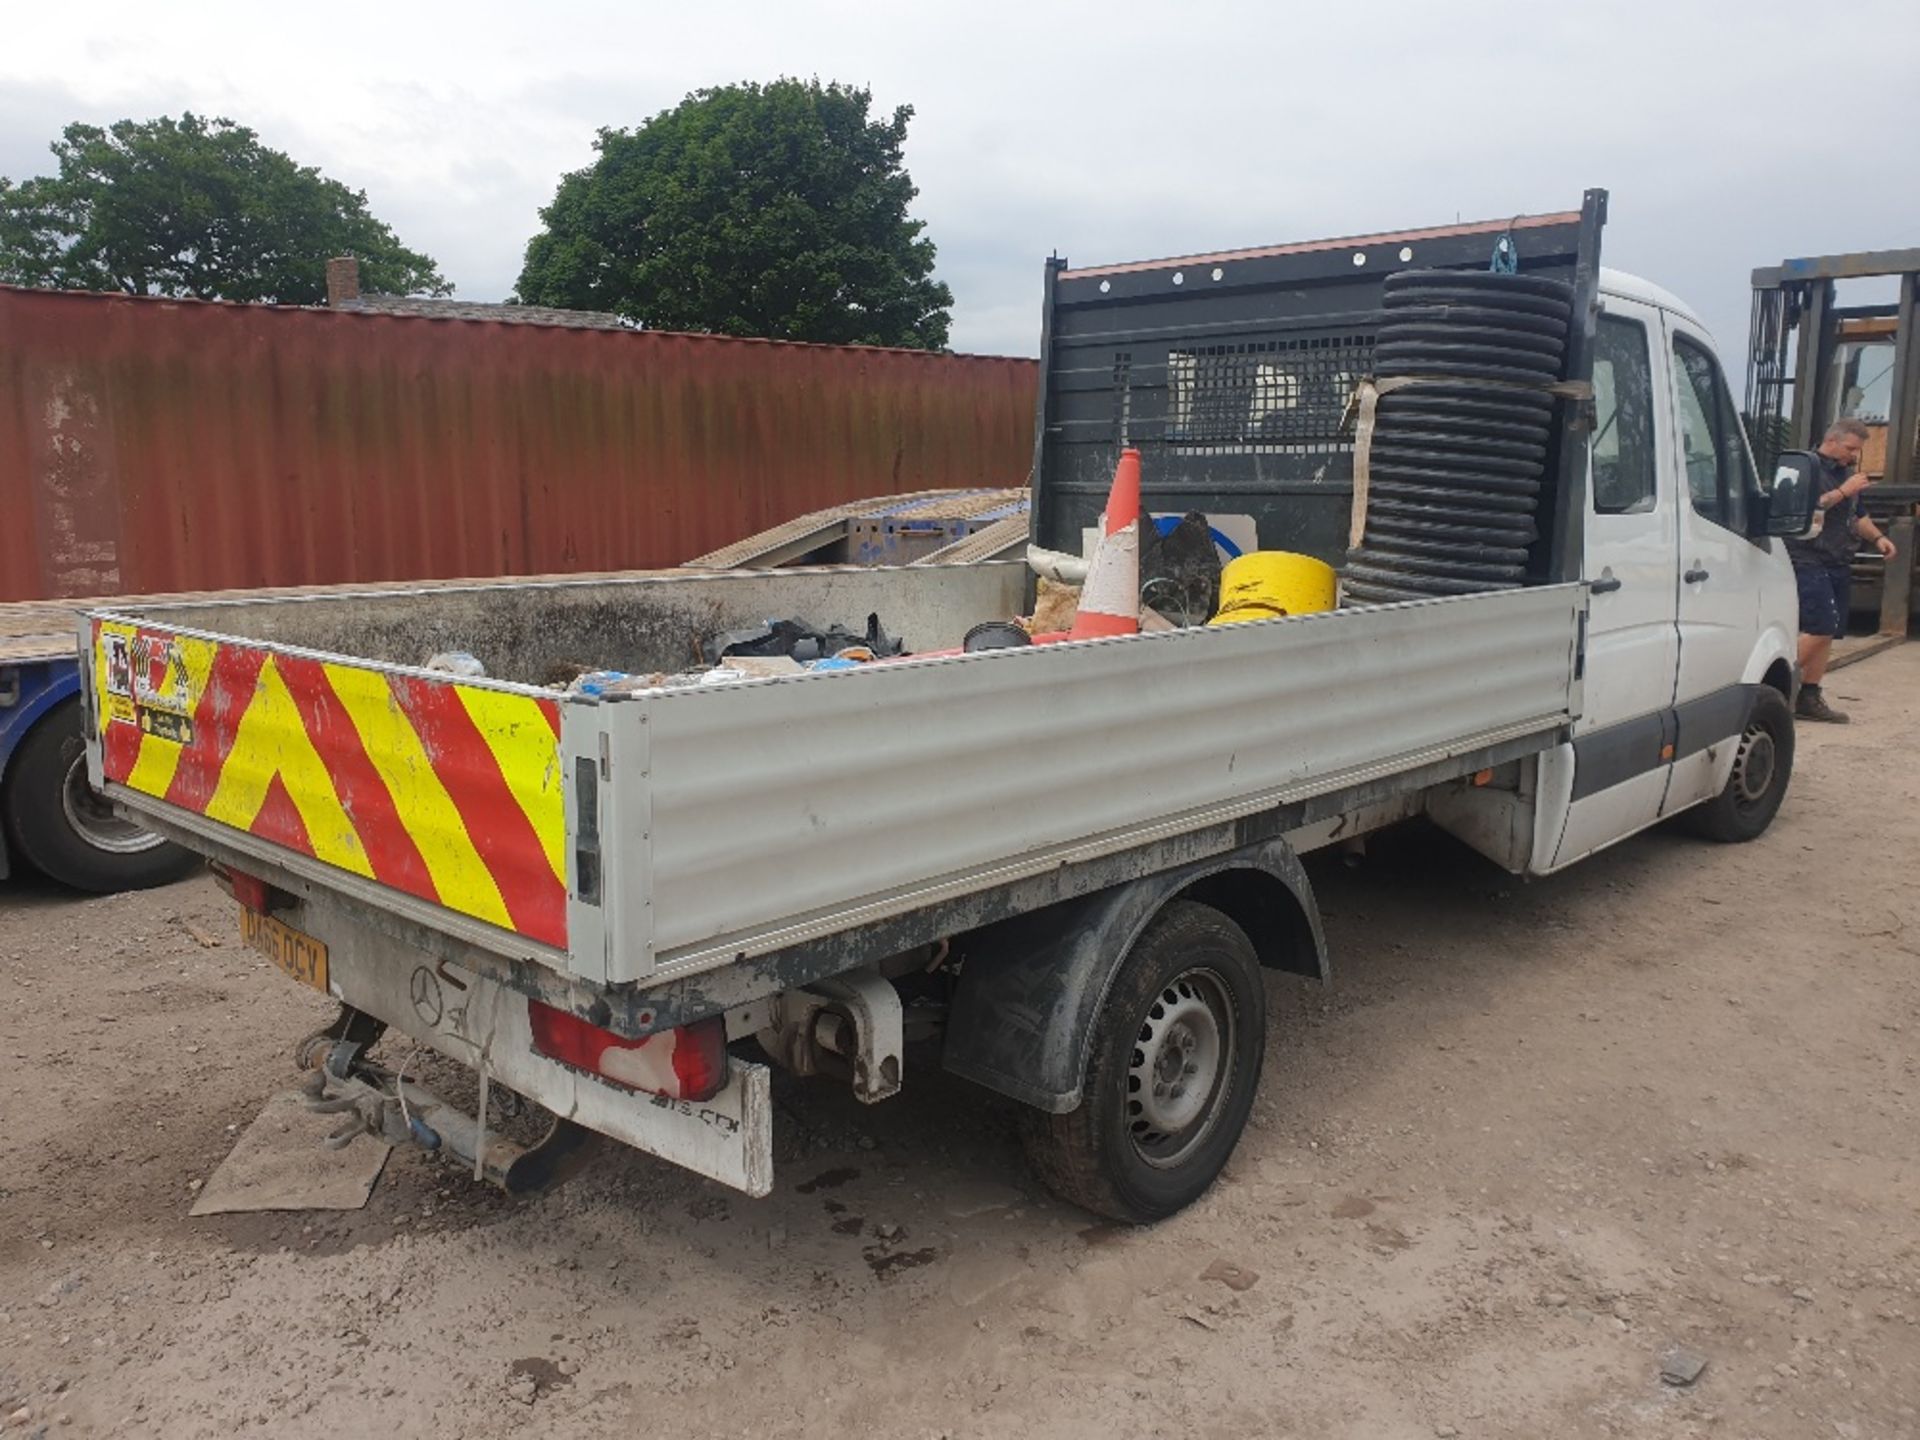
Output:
[940, 839, 1326, 1114]
[1176, 861, 1327, 981]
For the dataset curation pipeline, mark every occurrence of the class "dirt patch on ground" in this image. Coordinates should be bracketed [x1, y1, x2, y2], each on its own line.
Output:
[3, 650, 1918, 1439]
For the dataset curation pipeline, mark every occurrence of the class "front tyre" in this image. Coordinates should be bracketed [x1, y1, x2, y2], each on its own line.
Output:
[3, 699, 199, 892]
[1019, 900, 1266, 1224]
[1684, 687, 1795, 844]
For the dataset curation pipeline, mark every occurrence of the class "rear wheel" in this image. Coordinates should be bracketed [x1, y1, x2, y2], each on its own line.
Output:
[1019, 901, 1265, 1224]
[3, 699, 199, 891]
[1684, 688, 1794, 843]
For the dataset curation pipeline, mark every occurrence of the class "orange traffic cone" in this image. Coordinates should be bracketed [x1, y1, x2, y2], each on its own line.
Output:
[1067, 448, 1143, 640]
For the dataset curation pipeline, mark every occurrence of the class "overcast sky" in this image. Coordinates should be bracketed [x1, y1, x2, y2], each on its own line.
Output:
[4, 0, 1917, 361]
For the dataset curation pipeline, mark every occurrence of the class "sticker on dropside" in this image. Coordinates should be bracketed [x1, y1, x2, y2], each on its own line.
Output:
[137, 705, 194, 744]
[101, 631, 137, 725]
[103, 631, 133, 696]
[132, 634, 193, 735]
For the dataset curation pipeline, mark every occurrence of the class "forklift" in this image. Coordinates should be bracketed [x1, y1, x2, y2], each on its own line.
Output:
[1746, 247, 1920, 636]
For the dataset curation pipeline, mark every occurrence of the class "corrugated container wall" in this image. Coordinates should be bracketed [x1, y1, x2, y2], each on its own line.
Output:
[0, 286, 1038, 601]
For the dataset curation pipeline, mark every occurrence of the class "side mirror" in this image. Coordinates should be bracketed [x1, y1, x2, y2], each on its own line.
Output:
[1760, 449, 1821, 539]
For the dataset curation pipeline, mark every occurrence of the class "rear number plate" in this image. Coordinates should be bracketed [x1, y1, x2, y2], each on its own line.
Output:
[240, 908, 329, 993]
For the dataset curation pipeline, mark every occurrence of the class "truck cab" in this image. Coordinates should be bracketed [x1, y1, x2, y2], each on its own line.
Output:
[1546, 270, 1799, 867]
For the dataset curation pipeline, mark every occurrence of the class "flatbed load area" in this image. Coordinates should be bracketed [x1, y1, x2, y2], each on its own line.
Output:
[85, 561, 1584, 987]
[0, 603, 85, 663]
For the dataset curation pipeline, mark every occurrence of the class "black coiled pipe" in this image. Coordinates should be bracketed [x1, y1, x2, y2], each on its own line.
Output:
[1344, 269, 1574, 603]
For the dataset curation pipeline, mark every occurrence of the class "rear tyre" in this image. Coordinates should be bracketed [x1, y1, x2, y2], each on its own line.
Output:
[2, 699, 199, 892]
[1683, 688, 1794, 843]
[1019, 901, 1265, 1224]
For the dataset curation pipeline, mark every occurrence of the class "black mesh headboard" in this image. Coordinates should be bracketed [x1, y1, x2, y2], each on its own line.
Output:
[1029, 191, 1607, 581]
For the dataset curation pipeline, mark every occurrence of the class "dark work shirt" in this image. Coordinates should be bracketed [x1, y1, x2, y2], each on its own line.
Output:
[1785, 452, 1864, 571]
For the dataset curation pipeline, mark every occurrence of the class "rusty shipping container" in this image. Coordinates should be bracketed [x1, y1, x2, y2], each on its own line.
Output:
[0, 286, 1038, 602]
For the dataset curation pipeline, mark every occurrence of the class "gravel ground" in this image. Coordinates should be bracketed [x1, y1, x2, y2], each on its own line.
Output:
[2, 648, 1917, 1440]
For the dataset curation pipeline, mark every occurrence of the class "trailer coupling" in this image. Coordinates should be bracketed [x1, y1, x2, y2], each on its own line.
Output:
[295, 1012, 594, 1193]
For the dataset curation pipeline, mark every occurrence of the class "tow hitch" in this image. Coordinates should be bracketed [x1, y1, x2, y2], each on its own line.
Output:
[296, 1008, 595, 1194]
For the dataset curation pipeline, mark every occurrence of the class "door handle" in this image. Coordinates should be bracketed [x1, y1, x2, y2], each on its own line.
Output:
[1685, 567, 1710, 583]
[1590, 576, 1622, 594]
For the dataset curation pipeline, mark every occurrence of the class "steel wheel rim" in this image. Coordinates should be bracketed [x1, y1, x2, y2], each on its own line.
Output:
[1125, 968, 1236, 1169]
[61, 752, 164, 855]
[1731, 721, 1776, 809]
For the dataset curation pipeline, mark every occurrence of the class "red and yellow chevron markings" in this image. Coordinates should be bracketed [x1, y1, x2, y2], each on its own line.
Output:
[93, 620, 567, 948]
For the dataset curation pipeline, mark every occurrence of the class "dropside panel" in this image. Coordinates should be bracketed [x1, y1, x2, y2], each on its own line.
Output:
[86, 615, 569, 950]
[636, 585, 1584, 979]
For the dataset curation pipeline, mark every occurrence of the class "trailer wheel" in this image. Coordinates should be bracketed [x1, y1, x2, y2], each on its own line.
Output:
[1020, 901, 1265, 1224]
[3, 699, 198, 892]
[1684, 688, 1795, 844]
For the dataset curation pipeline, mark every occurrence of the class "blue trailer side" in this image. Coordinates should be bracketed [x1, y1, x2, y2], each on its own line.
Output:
[0, 658, 80, 877]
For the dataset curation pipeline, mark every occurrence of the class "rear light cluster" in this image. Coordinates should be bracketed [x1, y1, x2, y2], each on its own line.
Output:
[527, 1002, 728, 1103]
[220, 865, 295, 914]
[228, 869, 273, 912]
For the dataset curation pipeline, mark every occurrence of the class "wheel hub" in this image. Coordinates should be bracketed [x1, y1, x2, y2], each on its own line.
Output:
[1125, 969, 1235, 1169]
[61, 753, 165, 855]
[1730, 721, 1775, 807]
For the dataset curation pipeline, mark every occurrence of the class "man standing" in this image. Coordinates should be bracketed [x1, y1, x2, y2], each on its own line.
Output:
[1788, 419, 1897, 723]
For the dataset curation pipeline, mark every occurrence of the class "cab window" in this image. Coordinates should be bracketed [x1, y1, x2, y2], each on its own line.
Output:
[1673, 332, 1755, 534]
[1590, 315, 1655, 515]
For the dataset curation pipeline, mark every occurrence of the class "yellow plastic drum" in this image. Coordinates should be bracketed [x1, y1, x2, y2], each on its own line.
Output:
[1208, 551, 1337, 625]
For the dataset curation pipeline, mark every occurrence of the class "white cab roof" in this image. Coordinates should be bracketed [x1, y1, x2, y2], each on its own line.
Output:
[1599, 267, 1709, 335]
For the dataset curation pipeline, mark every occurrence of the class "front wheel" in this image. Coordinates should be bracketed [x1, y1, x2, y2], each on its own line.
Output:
[1019, 900, 1266, 1224]
[3, 699, 199, 892]
[1683, 687, 1795, 844]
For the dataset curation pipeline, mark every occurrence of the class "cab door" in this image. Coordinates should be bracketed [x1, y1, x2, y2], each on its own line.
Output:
[1548, 297, 1682, 867]
[1663, 315, 1767, 813]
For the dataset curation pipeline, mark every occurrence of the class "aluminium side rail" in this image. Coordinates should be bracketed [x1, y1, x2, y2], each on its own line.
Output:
[593, 582, 1585, 985]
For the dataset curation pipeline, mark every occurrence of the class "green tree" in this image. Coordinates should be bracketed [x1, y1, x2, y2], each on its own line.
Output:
[517, 79, 953, 349]
[0, 114, 449, 303]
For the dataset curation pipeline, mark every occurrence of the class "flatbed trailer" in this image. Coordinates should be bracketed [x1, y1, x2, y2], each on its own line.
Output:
[79, 191, 1816, 1221]
[680, 488, 1031, 570]
[2, 489, 1020, 894]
